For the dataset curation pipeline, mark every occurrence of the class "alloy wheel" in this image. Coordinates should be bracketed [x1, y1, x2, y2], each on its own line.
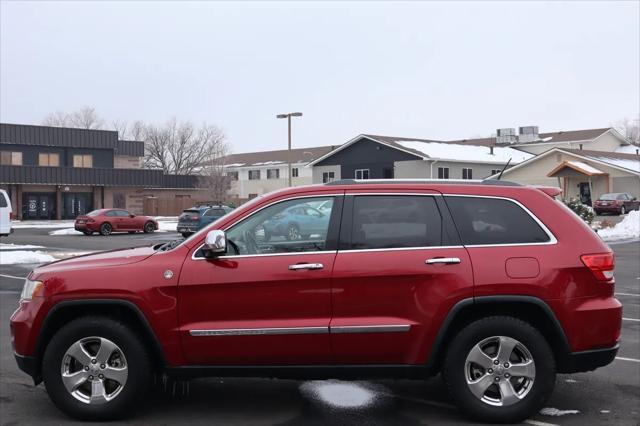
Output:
[464, 336, 536, 407]
[288, 225, 301, 240]
[60, 336, 128, 405]
[101, 224, 112, 236]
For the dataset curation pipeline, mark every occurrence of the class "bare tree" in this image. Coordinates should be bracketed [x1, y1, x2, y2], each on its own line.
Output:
[197, 156, 233, 204]
[615, 117, 640, 145]
[43, 106, 105, 130]
[143, 119, 227, 175]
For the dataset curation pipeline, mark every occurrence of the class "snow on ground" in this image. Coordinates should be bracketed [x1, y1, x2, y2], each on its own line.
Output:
[157, 220, 178, 231]
[299, 380, 378, 409]
[539, 407, 580, 416]
[0, 250, 56, 265]
[11, 221, 75, 229]
[0, 243, 45, 250]
[598, 210, 640, 241]
[49, 228, 83, 236]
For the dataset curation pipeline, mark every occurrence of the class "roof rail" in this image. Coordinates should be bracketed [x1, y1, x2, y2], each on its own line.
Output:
[325, 178, 521, 187]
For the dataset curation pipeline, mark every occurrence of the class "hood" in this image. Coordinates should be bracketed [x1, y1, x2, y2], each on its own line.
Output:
[32, 246, 157, 276]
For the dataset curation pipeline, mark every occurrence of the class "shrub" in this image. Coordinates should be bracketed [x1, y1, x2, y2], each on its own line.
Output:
[564, 198, 595, 224]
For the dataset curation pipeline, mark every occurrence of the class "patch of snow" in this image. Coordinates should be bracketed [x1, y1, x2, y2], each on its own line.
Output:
[11, 221, 75, 229]
[300, 380, 377, 408]
[0, 250, 55, 265]
[396, 140, 533, 164]
[223, 163, 246, 167]
[0, 243, 45, 250]
[565, 161, 604, 175]
[49, 228, 83, 236]
[615, 145, 640, 154]
[540, 407, 580, 416]
[583, 154, 640, 173]
[598, 211, 640, 241]
[565, 378, 578, 383]
[158, 221, 178, 231]
[600, 410, 610, 414]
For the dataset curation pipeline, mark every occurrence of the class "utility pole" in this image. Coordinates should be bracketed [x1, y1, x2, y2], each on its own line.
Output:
[276, 112, 303, 187]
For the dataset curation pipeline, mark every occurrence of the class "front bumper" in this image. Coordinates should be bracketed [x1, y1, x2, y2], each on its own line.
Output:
[14, 352, 40, 384]
[559, 344, 619, 373]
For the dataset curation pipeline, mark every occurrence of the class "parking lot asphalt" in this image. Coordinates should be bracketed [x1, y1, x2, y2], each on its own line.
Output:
[0, 228, 638, 426]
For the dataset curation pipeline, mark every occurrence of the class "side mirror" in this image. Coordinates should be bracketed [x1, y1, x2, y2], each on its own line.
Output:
[203, 230, 227, 258]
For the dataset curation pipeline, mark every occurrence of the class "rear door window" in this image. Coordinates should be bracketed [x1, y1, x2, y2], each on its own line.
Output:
[348, 195, 444, 250]
[445, 196, 551, 245]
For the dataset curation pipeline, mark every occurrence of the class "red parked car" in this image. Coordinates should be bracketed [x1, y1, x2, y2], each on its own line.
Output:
[11, 179, 621, 423]
[593, 192, 639, 215]
[74, 209, 158, 236]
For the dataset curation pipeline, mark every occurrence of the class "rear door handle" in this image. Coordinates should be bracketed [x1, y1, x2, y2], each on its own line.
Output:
[426, 257, 461, 265]
[289, 263, 324, 271]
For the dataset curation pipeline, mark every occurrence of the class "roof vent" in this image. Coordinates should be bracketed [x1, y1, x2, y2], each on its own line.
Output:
[518, 126, 539, 143]
[496, 128, 517, 145]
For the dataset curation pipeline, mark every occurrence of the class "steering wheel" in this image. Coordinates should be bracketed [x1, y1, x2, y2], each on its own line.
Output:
[243, 229, 260, 254]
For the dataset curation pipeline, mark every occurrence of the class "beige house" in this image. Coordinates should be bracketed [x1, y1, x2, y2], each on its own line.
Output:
[494, 148, 640, 205]
[222, 146, 334, 202]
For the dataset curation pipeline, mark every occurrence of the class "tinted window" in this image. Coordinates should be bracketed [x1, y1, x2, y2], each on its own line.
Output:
[350, 196, 443, 250]
[105, 210, 118, 217]
[224, 197, 335, 255]
[117, 210, 131, 217]
[204, 208, 225, 217]
[0, 192, 7, 208]
[445, 196, 550, 245]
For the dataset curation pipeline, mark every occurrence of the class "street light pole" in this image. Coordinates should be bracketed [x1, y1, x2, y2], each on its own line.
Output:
[277, 112, 303, 188]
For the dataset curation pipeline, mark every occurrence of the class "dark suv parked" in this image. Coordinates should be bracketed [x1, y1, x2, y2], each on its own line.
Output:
[10, 179, 621, 423]
[177, 204, 233, 237]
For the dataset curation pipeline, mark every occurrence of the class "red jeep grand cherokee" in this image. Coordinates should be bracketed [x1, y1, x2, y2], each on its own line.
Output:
[10, 179, 621, 422]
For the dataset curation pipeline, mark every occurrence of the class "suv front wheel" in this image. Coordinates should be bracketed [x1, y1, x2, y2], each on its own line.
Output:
[42, 316, 152, 420]
[443, 316, 556, 423]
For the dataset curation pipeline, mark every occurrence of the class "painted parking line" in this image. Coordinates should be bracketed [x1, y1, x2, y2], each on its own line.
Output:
[0, 290, 20, 294]
[623, 317, 640, 322]
[616, 292, 640, 297]
[616, 356, 640, 363]
[0, 273, 26, 280]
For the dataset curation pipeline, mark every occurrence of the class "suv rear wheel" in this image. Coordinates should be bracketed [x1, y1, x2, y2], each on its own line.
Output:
[42, 316, 152, 420]
[443, 316, 555, 423]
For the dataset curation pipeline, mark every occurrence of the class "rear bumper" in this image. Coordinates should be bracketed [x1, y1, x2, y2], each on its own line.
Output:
[594, 206, 621, 214]
[559, 344, 619, 373]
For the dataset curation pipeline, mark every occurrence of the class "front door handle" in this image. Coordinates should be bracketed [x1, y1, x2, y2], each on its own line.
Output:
[426, 257, 461, 265]
[289, 263, 324, 271]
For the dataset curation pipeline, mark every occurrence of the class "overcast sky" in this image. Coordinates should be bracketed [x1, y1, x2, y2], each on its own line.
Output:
[1, 1, 638, 153]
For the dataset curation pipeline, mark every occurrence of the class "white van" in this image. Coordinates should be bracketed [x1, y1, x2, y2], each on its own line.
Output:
[0, 189, 13, 237]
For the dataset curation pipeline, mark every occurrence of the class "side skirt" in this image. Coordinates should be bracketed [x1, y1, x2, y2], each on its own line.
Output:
[164, 365, 431, 380]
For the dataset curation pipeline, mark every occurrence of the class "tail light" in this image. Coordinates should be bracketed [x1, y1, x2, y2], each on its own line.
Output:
[191, 215, 199, 220]
[86, 218, 95, 223]
[9, 212, 13, 220]
[581, 253, 615, 282]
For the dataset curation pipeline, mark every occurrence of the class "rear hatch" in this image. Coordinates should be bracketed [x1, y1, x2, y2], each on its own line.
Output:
[178, 209, 201, 225]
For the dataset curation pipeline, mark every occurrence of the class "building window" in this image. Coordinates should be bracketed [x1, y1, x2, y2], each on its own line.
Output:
[292, 168, 299, 178]
[226, 171, 239, 180]
[248, 170, 261, 180]
[383, 168, 393, 178]
[73, 154, 93, 168]
[322, 171, 335, 183]
[490, 169, 502, 176]
[355, 169, 370, 179]
[267, 169, 280, 179]
[437, 167, 450, 179]
[462, 168, 473, 180]
[39, 153, 60, 167]
[0, 151, 22, 165]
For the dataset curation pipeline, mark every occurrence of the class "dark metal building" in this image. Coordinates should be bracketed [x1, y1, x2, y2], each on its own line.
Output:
[0, 123, 200, 220]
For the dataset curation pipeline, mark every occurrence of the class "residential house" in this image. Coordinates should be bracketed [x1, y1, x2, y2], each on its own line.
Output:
[222, 146, 334, 201]
[308, 134, 532, 183]
[0, 123, 205, 219]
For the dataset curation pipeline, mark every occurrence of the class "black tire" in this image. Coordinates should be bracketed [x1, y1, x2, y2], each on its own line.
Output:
[143, 222, 155, 234]
[82, 231, 93, 236]
[100, 223, 112, 236]
[181, 232, 192, 238]
[443, 316, 556, 424]
[42, 316, 152, 421]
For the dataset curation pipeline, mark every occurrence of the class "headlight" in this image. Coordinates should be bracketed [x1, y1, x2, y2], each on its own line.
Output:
[20, 278, 44, 301]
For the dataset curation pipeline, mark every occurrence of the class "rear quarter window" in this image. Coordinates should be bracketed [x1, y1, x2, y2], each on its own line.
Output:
[0, 192, 7, 208]
[445, 196, 551, 245]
